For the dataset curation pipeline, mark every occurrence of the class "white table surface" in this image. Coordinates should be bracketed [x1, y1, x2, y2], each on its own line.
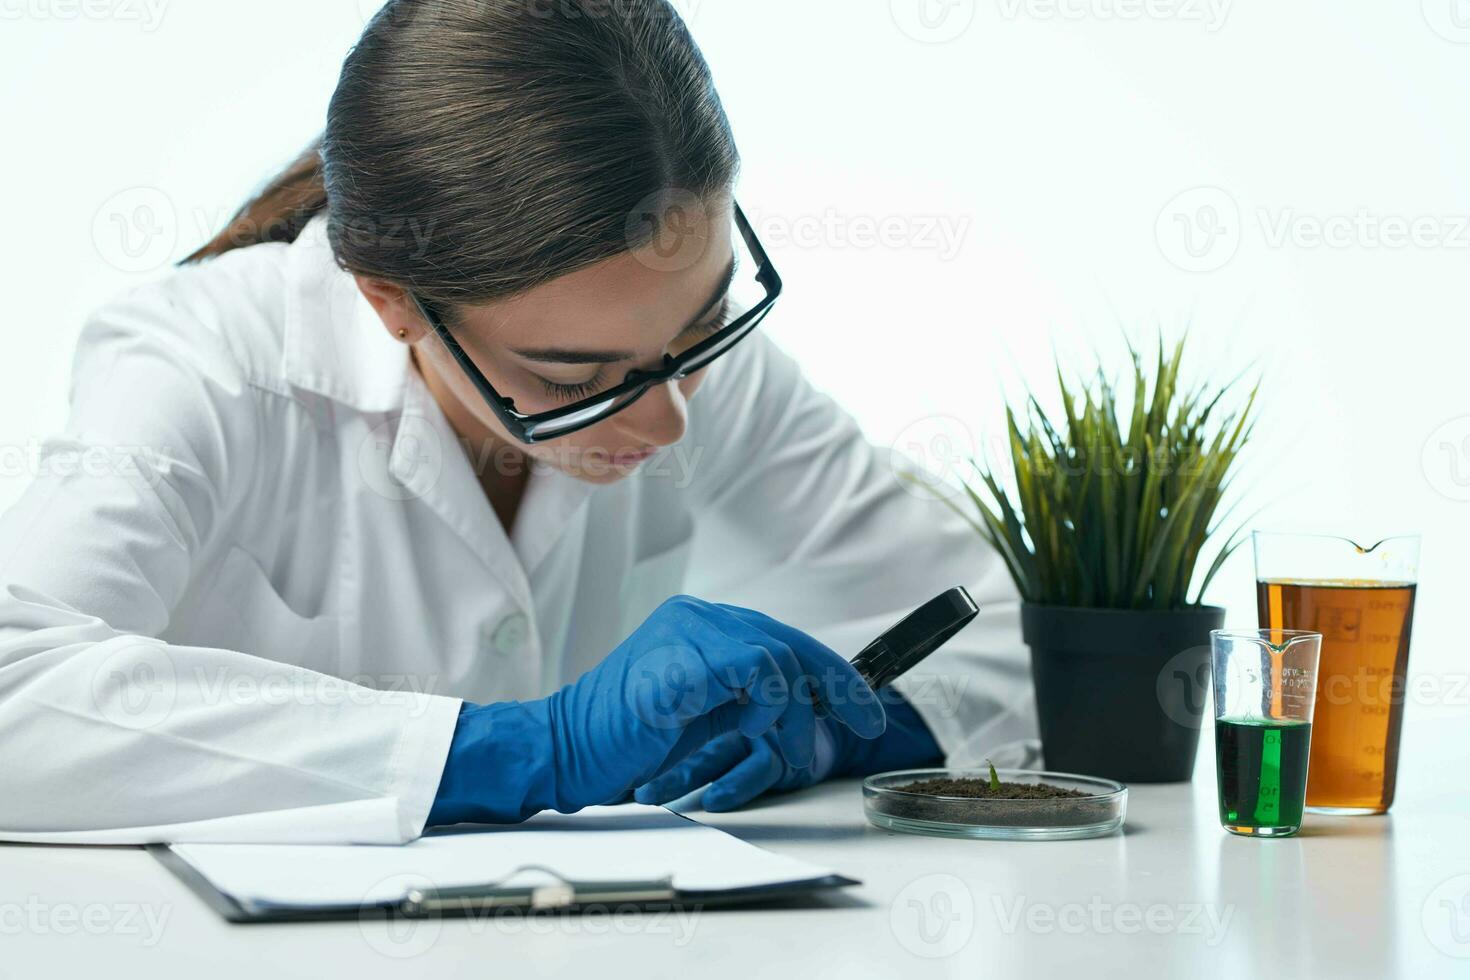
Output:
[5, 713, 1467, 979]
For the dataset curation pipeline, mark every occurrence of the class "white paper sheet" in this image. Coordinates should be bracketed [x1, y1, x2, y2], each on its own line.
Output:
[168, 804, 838, 908]
[2, 797, 408, 846]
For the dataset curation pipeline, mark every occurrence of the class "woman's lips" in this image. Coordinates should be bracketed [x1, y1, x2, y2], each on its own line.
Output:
[609, 446, 658, 466]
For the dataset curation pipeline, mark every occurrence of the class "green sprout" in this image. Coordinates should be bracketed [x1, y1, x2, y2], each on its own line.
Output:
[987, 759, 1000, 791]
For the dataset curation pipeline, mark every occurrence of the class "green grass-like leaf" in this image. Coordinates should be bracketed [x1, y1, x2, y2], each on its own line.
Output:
[948, 335, 1257, 610]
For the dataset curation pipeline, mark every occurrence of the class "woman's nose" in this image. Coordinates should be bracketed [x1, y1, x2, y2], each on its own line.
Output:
[611, 377, 691, 448]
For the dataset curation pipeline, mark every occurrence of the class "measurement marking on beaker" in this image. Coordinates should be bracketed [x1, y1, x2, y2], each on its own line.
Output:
[1253, 729, 1283, 826]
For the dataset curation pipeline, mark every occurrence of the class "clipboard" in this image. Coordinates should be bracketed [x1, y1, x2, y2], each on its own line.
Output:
[151, 846, 857, 923]
[149, 805, 860, 923]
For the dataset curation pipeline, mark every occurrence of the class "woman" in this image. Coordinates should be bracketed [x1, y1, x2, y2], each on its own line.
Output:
[0, 0, 1035, 843]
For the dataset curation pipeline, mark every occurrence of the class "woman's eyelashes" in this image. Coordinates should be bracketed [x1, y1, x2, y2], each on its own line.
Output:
[535, 301, 735, 401]
[540, 372, 607, 400]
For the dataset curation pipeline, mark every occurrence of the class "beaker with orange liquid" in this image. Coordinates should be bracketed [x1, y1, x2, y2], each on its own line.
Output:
[1253, 532, 1420, 814]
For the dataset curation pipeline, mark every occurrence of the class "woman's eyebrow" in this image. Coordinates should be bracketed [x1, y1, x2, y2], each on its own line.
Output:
[509, 257, 738, 365]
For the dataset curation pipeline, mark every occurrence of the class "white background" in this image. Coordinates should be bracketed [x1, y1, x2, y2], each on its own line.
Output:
[1, 1, 1466, 698]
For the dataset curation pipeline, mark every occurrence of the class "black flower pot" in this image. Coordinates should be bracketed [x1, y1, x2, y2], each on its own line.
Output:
[1021, 603, 1225, 783]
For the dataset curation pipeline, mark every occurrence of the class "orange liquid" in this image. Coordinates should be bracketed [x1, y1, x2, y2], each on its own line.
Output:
[1257, 579, 1416, 813]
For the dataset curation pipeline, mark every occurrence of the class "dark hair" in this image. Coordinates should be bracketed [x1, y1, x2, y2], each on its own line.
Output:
[185, 0, 739, 313]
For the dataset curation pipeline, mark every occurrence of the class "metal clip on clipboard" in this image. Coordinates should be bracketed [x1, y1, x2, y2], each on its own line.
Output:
[399, 864, 678, 916]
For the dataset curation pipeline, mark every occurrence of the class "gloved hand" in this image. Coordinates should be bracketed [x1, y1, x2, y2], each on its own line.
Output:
[632, 690, 943, 811]
[428, 595, 887, 827]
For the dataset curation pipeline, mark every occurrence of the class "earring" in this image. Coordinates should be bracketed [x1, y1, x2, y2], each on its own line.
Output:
[397, 328, 409, 340]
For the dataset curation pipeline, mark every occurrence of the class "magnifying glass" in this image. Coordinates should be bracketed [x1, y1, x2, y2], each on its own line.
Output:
[850, 586, 980, 690]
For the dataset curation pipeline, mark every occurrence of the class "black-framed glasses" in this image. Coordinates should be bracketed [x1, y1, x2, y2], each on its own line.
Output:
[411, 202, 782, 445]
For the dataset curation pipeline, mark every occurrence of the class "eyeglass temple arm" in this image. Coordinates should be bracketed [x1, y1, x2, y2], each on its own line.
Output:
[410, 294, 520, 412]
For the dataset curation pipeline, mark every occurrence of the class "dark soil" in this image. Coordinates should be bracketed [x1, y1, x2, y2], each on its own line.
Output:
[873, 776, 1117, 829]
[897, 777, 1088, 800]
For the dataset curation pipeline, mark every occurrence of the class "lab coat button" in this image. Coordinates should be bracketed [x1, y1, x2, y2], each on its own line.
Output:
[489, 612, 529, 656]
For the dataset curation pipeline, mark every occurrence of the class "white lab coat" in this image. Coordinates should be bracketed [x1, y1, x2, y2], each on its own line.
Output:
[0, 215, 1036, 845]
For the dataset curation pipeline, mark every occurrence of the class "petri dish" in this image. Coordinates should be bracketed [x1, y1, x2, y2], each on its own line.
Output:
[863, 768, 1128, 841]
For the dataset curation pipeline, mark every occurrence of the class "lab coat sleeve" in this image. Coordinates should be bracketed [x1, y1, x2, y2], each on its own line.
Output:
[0, 284, 460, 844]
[683, 333, 1039, 767]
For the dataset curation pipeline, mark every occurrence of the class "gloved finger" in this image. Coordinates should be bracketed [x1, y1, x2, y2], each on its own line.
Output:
[634, 732, 750, 805]
[695, 605, 818, 767]
[637, 700, 737, 786]
[719, 648, 789, 740]
[702, 736, 787, 812]
[714, 603, 887, 740]
[624, 616, 788, 740]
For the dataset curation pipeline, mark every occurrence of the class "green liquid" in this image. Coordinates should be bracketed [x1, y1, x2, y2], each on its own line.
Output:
[1215, 718, 1312, 835]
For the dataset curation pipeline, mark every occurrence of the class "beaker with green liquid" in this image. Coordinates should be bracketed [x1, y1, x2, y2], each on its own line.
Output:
[1211, 629, 1322, 838]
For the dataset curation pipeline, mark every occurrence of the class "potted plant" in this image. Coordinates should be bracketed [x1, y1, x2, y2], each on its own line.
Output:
[924, 337, 1256, 782]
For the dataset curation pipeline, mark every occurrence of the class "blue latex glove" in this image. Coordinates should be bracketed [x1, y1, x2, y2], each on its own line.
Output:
[633, 689, 943, 811]
[428, 595, 887, 827]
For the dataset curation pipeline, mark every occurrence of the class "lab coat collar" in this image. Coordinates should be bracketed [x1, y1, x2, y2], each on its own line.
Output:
[282, 211, 599, 587]
[282, 213, 411, 414]
[511, 455, 599, 574]
[390, 363, 597, 601]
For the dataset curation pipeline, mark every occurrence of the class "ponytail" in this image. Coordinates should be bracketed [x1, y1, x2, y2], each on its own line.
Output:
[183, 141, 328, 264]
[180, 0, 738, 308]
